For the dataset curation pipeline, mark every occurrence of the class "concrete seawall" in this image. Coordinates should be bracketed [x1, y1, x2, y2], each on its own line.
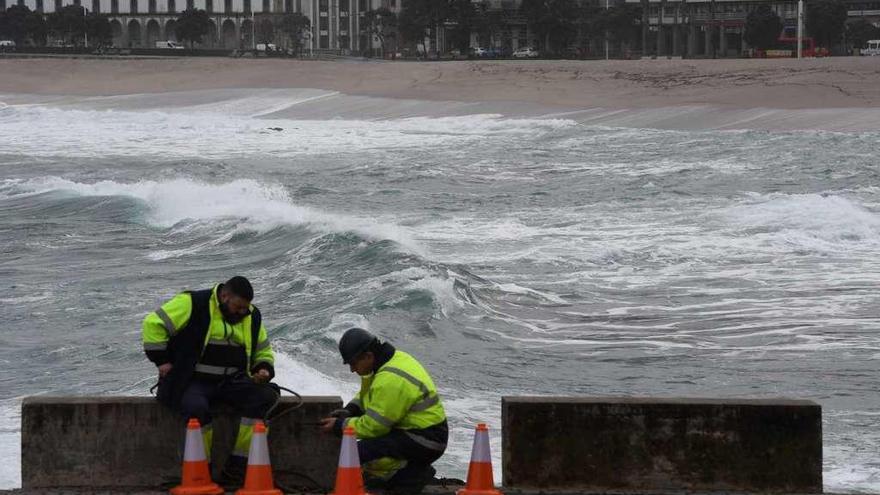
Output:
[21, 396, 342, 490]
[22, 396, 823, 493]
[502, 397, 822, 493]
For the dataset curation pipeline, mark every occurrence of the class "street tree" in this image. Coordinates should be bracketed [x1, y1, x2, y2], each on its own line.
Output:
[574, 2, 602, 55]
[846, 19, 880, 51]
[474, 1, 504, 49]
[520, 0, 578, 55]
[47, 4, 86, 45]
[640, 0, 648, 55]
[445, 0, 476, 53]
[601, 4, 642, 52]
[744, 4, 783, 50]
[25, 7, 48, 45]
[398, 0, 448, 55]
[806, 0, 847, 49]
[174, 8, 212, 48]
[364, 7, 397, 57]
[1, 5, 47, 45]
[277, 12, 310, 54]
[86, 13, 113, 47]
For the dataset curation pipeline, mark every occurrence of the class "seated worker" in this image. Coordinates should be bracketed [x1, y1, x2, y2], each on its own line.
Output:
[320, 328, 448, 493]
[142, 276, 277, 487]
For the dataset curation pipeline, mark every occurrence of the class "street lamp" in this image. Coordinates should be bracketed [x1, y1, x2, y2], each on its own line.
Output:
[83, 6, 88, 48]
[605, 0, 609, 60]
[796, 0, 803, 59]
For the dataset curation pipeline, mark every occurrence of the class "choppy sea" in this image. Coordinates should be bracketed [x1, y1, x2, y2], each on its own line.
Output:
[0, 89, 878, 491]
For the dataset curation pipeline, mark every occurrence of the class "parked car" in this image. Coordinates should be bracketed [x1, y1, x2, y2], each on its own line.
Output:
[256, 43, 277, 52]
[0, 40, 15, 51]
[487, 46, 507, 58]
[448, 48, 469, 60]
[155, 40, 185, 49]
[862, 39, 880, 56]
[513, 47, 539, 58]
[471, 47, 488, 58]
[48, 40, 76, 48]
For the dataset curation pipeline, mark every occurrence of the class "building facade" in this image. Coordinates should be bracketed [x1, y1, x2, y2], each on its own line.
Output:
[627, 0, 879, 57]
[4, 0, 400, 52]
[469, 0, 879, 57]
[4, 0, 878, 55]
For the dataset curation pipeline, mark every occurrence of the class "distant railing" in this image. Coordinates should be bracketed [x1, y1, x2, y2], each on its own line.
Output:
[648, 15, 691, 23]
[691, 11, 748, 20]
[5, 46, 235, 57]
[691, 10, 796, 20]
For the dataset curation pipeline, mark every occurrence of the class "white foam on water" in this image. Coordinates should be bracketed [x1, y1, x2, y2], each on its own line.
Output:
[421, 190, 880, 272]
[354, 267, 467, 319]
[272, 351, 357, 397]
[406, 276, 465, 318]
[0, 401, 21, 489]
[826, 449, 880, 494]
[493, 283, 567, 304]
[158, 89, 342, 117]
[147, 231, 237, 261]
[4, 176, 423, 254]
[0, 292, 53, 304]
[721, 193, 880, 249]
[825, 441, 880, 493]
[437, 394, 504, 482]
[0, 101, 576, 160]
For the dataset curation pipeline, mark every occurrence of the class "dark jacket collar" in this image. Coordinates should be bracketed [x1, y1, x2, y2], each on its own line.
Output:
[373, 342, 396, 372]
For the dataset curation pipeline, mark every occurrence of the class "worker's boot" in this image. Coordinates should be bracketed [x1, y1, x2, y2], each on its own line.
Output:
[218, 455, 248, 490]
[388, 464, 436, 495]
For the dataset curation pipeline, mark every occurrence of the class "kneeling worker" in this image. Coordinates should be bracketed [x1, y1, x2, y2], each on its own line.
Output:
[320, 328, 447, 493]
[142, 276, 277, 487]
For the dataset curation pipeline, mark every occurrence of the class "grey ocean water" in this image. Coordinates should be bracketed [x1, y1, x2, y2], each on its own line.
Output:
[0, 89, 878, 491]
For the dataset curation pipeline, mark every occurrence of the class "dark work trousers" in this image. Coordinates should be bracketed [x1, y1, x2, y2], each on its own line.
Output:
[179, 375, 278, 425]
[358, 429, 446, 487]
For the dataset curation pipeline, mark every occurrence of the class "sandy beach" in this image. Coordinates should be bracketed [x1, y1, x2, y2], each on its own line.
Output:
[3, 56, 880, 130]
[1, 56, 879, 109]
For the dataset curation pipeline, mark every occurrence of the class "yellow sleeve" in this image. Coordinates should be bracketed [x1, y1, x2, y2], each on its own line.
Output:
[142, 293, 192, 365]
[347, 375, 413, 439]
[250, 321, 275, 378]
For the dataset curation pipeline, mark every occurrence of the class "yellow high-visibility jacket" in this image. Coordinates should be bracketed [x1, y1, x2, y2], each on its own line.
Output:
[142, 285, 274, 385]
[343, 348, 446, 450]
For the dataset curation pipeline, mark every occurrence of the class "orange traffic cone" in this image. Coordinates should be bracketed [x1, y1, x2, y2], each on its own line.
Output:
[171, 418, 224, 495]
[328, 426, 370, 495]
[457, 423, 502, 495]
[236, 420, 282, 495]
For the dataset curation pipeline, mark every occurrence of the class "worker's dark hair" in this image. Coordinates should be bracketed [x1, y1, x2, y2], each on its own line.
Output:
[224, 276, 254, 301]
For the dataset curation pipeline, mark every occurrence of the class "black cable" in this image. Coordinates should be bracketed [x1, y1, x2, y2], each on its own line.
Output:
[149, 379, 305, 427]
[263, 383, 304, 425]
[149, 377, 326, 491]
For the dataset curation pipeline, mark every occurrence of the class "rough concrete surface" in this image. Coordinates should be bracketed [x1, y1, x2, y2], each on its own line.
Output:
[21, 396, 342, 491]
[503, 397, 822, 493]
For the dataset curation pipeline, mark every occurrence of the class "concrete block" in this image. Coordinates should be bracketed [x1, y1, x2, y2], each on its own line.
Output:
[502, 397, 822, 493]
[22, 396, 342, 490]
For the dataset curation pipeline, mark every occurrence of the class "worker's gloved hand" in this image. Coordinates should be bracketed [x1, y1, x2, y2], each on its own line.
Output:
[252, 369, 271, 384]
[158, 363, 173, 379]
[329, 408, 352, 419]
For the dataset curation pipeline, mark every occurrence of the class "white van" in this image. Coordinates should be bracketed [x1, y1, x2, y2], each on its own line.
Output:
[862, 39, 880, 56]
[155, 40, 184, 49]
